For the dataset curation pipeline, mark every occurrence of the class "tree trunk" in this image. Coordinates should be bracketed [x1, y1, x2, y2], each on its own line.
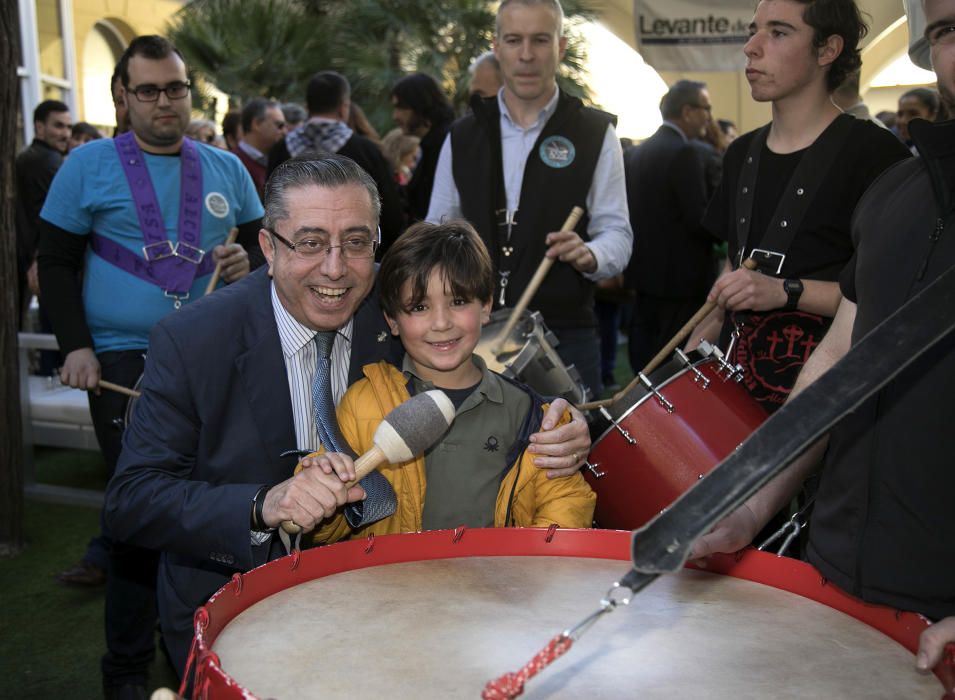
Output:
[0, 0, 24, 557]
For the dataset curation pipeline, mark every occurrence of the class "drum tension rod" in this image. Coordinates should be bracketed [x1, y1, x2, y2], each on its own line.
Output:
[675, 349, 710, 389]
[638, 373, 675, 413]
[599, 407, 636, 445]
[585, 461, 606, 479]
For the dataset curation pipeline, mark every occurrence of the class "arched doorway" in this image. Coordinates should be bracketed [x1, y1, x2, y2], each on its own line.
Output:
[81, 20, 125, 130]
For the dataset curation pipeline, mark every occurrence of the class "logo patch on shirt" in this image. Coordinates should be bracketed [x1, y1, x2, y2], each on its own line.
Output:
[539, 136, 575, 169]
[205, 192, 230, 218]
[483, 436, 499, 452]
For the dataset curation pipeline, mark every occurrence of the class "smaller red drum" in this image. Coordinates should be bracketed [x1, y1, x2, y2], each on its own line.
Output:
[185, 529, 950, 699]
[585, 343, 767, 530]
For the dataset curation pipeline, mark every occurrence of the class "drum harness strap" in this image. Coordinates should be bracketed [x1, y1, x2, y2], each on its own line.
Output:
[92, 132, 215, 309]
[726, 115, 853, 359]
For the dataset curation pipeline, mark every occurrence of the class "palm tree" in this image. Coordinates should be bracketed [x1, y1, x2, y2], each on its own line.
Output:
[167, 0, 596, 132]
[168, 0, 332, 103]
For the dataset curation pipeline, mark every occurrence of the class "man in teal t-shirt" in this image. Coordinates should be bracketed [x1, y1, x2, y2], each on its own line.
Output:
[37, 35, 263, 699]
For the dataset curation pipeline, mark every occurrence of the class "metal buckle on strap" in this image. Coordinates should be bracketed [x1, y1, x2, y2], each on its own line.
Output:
[748, 248, 786, 275]
[163, 291, 190, 309]
[142, 240, 175, 262]
[173, 242, 206, 265]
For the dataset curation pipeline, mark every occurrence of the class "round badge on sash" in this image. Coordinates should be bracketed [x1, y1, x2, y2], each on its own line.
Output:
[539, 135, 575, 169]
[205, 192, 230, 218]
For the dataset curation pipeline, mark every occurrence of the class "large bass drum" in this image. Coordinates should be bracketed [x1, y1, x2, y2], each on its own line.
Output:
[584, 341, 767, 530]
[185, 528, 948, 699]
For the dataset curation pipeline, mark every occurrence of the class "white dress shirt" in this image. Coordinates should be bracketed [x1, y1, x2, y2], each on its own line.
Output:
[270, 282, 353, 452]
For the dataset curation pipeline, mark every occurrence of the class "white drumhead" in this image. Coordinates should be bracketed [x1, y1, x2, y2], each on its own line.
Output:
[212, 556, 938, 699]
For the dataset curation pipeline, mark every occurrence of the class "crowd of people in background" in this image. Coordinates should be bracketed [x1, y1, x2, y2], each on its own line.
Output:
[12, 0, 955, 697]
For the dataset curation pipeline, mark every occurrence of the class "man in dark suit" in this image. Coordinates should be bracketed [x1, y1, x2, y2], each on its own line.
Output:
[104, 155, 592, 677]
[15, 99, 71, 320]
[623, 80, 718, 373]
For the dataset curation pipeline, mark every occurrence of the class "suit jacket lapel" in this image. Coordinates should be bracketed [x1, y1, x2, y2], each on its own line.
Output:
[348, 281, 404, 386]
[235, 271, 297, 479]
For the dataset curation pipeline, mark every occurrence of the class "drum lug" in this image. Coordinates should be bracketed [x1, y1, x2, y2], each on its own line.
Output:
[638, 373, 675, 413]
[585, 461, 606, 479]
[675, 348, 710, 389]
[599, 407, 637, 445]
[698, 340, 745, 382]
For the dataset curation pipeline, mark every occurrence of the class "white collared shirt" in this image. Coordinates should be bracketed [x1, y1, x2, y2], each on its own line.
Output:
[270, 282, 353, 451]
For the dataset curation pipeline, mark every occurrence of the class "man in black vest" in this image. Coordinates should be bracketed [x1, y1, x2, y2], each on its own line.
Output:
[426, 0, 632, 398]
[687, 0, 908, 414]
[623, 80, 717, 374]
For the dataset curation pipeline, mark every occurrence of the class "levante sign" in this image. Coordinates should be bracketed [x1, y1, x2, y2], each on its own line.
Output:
[634, 0, 754, 71]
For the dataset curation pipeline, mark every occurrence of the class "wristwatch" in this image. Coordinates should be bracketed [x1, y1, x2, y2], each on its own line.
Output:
[783, 278, 804, 311]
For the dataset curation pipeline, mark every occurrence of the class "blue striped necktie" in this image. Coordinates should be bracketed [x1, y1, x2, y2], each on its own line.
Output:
[311, 330, 396, 526]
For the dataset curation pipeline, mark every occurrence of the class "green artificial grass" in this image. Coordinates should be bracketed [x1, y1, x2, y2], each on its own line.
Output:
[0, 450, 178, 699]
[32, 446, 109, 490]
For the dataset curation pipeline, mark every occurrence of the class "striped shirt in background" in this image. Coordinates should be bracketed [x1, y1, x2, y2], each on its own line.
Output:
[271, 283, 353, 452]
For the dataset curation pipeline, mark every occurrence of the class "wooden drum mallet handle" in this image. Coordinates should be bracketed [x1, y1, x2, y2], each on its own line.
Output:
[577, 258, 758, 411]
[490, 206, 585, 356]
[204, 227, 239, 295]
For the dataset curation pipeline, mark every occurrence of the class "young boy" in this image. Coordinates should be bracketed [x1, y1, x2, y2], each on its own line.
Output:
[305, 221, 595, 541]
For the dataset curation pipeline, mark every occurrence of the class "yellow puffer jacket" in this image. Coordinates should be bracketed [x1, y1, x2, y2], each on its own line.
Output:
[307, 361, 595, 545]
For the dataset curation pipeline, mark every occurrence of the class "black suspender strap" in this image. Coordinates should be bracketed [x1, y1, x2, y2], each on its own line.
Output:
[735, 114, 855, 275]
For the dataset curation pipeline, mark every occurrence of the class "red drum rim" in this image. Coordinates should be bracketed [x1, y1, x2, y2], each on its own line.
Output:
[189, 528, 950, 698]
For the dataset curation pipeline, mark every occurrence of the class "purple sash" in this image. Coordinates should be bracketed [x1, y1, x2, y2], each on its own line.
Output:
[95, 132, 209, 300]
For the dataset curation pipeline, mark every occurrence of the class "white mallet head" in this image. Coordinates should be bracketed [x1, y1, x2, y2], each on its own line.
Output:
[373, 390, 455, 462]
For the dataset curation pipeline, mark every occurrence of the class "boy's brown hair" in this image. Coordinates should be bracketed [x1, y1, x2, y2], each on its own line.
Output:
[378, 221, 494, 319]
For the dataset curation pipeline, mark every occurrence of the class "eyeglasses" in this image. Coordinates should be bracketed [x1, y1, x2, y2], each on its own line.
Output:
[126, 82, 192, 102]
[268, 229, 379, 259]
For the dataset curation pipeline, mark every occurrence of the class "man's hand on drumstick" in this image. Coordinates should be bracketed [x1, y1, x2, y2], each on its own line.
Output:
[298, 452, 357, 484]
[60, 347, 102, 393]
[545, 230, 597, 275]
[707, 266, 786, 312]
[916, 616, 955, 679]
[528, 399, 591, 479]
[212, 242, 250, 284]
[261, 457, 366, 532]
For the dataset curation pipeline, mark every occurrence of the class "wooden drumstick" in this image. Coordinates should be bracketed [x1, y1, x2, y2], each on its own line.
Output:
[490, 206, 585, 356]
[577, 258, 758, 411]
[98, 380, 142, 399]
[204, 227, 239, 295]
[281, 389, 456, 534]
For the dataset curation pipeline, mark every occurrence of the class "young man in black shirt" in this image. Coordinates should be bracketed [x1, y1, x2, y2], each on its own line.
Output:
[688, 0, 909, 413]
[691, 0, 955, 679]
